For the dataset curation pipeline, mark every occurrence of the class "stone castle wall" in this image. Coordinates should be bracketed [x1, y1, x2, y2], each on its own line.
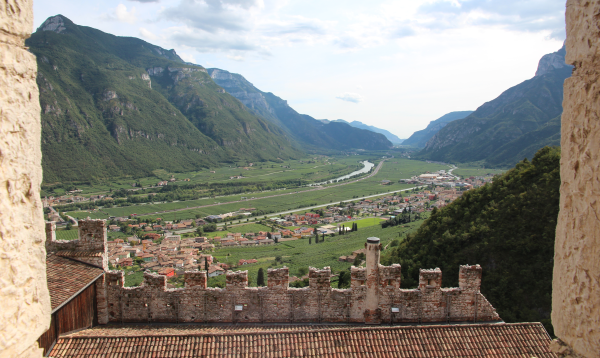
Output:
[553, 1, 600, 357]
[105, 261, 499, 325]
[46, 220, 109, 270]
[0, 1, 51, 357]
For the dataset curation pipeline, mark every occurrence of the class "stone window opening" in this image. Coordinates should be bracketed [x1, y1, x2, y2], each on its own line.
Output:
[358, 280, 365, 286]
[428, 279, 436, 286]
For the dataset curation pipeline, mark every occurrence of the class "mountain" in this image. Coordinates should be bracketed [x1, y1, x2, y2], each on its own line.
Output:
[207, 69, 393, 151]
[402, 111, 473, 148]
[417, 45, 571, 166]
[325, 119, 403, 144]
[384, 146, 560, 334]
[28, 15, 300, 183]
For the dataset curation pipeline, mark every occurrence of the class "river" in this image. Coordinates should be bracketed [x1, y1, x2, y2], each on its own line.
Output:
[309, 160, 375, 186]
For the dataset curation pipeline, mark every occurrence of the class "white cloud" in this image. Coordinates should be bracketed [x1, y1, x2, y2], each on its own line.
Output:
[178, 52, 197, 63]
[165, 25, 264, 53]
[102, 4, 138, 24]
[227, 54, 245, 61]
[417, 0, 566, 39]
[336, 92, 364, 103]
[139, 27, 158, 40]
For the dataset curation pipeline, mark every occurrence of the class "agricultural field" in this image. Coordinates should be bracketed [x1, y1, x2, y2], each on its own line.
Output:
[338, 217, 386, 229]
[452, 166, 506, 178]
[42, 155, 375, 197]
[207, 214, 429, 288]
[55, 229, 78, 241]
[63, 159, 447, 222]
[200, 223, 274, 239]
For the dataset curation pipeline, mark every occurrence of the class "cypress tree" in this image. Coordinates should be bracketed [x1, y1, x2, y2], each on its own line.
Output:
[322, 233, 325, 242]
[204, 258, 209, 271]
[257, 268, 265, 286]
[309, 236, 312, 244]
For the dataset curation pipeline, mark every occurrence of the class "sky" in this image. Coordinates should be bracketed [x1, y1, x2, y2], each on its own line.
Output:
[33, 0, 567, 138]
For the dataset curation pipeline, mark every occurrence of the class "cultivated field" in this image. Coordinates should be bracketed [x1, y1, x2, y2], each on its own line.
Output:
[206, 215, 428, 288]
[66, 159, 448, 221]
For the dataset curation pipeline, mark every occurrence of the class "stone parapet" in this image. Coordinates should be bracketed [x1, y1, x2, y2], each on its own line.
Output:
[103, 238, 500, 325]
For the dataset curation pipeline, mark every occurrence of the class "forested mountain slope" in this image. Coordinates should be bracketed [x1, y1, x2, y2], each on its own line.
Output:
[28, 15, 300, 183]
[383, 146, 560, 334]
[208, 68, 393, 151]
[417, 45, 571, 166]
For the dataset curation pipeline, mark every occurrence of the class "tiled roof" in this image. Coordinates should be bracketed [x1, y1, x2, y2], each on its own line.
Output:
[46, 254, 104, 311]
[56, 250, 104, 257]
[49, 323, 555, 357]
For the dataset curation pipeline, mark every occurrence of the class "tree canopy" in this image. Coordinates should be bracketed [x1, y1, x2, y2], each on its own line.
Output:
[383, 146, 560, 335]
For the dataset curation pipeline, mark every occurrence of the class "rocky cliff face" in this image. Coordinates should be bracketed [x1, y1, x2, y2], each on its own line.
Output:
[552, 1, 600, 357]
[535, 43, 571, 77]
[417, 46, 571, 167]
[0, 1, 51, 357]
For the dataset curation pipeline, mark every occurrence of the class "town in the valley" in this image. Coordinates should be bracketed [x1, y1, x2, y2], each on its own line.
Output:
[43, 166, 496, 287]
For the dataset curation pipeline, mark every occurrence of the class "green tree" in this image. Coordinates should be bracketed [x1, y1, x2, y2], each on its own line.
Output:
[204, 258, 209, 271]
[383, 147, 560, 335]
[65, 221, 73, 230]
[257, 268, 265, 286]
[338, 270, 350, 288]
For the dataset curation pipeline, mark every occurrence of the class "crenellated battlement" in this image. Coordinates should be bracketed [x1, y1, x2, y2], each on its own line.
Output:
[309, 267, 332, 290]
[226, 271, 248, 289]
[45, 219, 108, 270]
[102, 237, 500, 325]
[459, 264, 482, 291]
[185, 271, 207, 289]
[419, 267, 442, 290]
[267, 267, 289, 290]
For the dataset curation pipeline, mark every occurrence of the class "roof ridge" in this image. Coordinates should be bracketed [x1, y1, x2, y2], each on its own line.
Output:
[62, 322, 544, 340]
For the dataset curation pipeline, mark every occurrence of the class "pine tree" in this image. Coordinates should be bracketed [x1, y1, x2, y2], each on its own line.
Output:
[257, 268, 265, 286]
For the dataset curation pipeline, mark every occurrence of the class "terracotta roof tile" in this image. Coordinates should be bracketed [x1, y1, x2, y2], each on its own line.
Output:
[46, 254, 104, 311]
[56, 250, 104, 257]
[49, 323, 555, 357]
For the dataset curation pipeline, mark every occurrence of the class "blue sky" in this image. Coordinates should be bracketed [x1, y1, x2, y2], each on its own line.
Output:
[33, 0, 566, 138]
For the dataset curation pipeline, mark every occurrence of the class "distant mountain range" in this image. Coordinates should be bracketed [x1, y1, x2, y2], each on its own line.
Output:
[207, 69, 392, 151]
[320, 119, 404, 144]
[28, 15, 391, 183]
[415, 44, 571, 167]
[402, 111, 473, 148]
